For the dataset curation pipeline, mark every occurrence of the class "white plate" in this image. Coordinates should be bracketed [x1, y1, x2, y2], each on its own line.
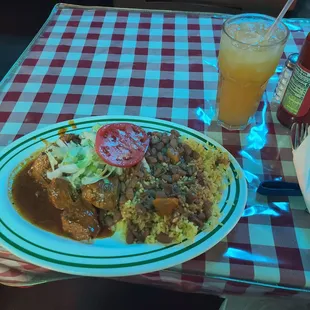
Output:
[0, 116, 247, 277]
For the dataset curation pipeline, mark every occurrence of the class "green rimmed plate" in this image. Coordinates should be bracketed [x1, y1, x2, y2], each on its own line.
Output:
[0, 116, 247, 276]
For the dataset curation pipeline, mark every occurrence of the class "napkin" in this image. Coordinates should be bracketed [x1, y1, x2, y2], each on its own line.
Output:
[292, 127, 310, 213]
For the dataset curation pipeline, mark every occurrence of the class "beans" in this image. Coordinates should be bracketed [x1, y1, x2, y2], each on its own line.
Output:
[154, 165, 166, 177]
[163, 156, 170, 164]
[170, 165, 179, 174]
[125, 188, 134, 200]
[156, 191, 167, 198]
[152, 131, 162, 137]
[146, 190, 156, 198]
[189, 214, 204, 228]
[142, 229, 150, 241]
[132, 229, 144, 242]
[178, 205, 185, 215]
[113, 210, 122, 222]
[204, 199, 213, 208]
[163, 183, 173, 195]
[197, 172, 205, 185]
[142, 181, 155, 189]
[120, 182, 126, 193]
[183, 144, 192, 156]
[151, 136, 160, 145]
[187, 166, 196, 176]
[126, 229, 135, 244]
[184, 180, 195, 186]
[204, 200, 213, 219]
[162, 175, 172, 183]
[132, 177, 138, 187]
[136, 203, 147, 215]
[179, 163, 187, 171]
[192, 151, 200, 160]
[119, 195, 127, 205]
[136, 170, 144, 178]
[156, 141, 165, 151]
[157, 152, 164, 162]
[146, 156, 157, 165]
[141, 191, 155, 201]
[162, 134, 170, 144]
[170, 138, 178, 148]
[178, 169, 187, 177]
[142, 198, 154, 209]
[172, 184, 180, 194]
[126, 176, 138, 188]
[170, 129, 180, 137]
[172, 174, 180, 182]
[184, 154, 192, 163]
[198, 212, 206, 221]
[156, 232, 173, 244]
[186, 192, 197, 204]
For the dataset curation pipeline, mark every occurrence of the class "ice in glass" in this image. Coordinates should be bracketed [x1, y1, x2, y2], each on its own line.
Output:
[216, 14, 289, 130]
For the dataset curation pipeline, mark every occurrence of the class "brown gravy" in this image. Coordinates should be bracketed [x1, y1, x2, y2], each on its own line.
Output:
[11, 160, 113, 240]
[12, 160, 64, 236]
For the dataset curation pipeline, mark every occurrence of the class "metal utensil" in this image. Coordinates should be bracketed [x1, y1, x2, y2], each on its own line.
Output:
[291, 122, 309, 150]
[257, 122, 308, 197]
[257, 180, 302, 196]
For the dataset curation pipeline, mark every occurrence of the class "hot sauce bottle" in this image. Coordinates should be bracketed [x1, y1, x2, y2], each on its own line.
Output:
[277, 32, 310, 128]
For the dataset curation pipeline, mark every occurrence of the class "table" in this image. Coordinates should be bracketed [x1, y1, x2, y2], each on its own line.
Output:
[0, 3, 310, 297]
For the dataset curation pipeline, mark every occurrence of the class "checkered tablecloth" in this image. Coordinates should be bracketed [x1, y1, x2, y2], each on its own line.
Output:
[1, 3, 310, 297]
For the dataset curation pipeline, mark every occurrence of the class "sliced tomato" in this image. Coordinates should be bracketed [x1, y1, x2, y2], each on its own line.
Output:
[95, 123, 150, 168]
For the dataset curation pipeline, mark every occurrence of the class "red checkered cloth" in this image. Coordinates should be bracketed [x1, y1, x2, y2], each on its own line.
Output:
[0, 4, 310, 296]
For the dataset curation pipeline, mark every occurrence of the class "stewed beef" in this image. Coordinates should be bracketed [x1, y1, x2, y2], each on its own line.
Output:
[81, 177, 120, 210]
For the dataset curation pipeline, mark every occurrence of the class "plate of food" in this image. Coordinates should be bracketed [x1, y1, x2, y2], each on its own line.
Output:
[0, 116, 247, 276]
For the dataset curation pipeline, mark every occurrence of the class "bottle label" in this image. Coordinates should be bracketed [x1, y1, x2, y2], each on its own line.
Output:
[282, 63, 310, 116]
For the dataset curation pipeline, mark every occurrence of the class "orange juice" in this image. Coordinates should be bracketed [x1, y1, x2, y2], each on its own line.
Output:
[216, 14, 288, 130]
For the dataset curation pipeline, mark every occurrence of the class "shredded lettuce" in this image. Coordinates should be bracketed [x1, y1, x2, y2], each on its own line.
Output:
[45, 125, 122, 188]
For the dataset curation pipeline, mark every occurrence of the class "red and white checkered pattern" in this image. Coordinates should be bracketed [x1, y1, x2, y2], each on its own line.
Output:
[0, 4, 310, 296]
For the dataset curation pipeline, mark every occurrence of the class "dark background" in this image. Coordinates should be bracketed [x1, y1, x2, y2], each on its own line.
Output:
[0, 0, 309, 79]
[0, 277, 224, 309]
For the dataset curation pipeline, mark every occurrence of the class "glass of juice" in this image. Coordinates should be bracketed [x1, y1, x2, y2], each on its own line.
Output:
[216, 14, 289, 130]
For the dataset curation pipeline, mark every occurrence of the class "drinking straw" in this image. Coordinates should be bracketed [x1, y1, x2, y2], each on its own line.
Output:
[264, 0, 294, 41]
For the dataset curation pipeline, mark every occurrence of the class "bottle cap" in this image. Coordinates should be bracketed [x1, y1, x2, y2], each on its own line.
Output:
[285, 53, 299, 69]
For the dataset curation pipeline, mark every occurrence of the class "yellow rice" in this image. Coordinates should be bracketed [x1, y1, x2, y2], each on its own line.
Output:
[120, 138, 230, 244]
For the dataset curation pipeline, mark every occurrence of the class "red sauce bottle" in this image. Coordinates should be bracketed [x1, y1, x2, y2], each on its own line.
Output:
[277, 32, 310, 128]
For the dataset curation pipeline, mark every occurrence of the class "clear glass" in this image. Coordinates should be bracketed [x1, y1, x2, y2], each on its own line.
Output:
[216, 14, 289, 130]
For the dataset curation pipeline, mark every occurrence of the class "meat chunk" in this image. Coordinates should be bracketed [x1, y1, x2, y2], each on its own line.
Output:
[61, 204, 100, 241]
[28, 154, 51, 187]
[81, 177, 120, 210]
[48, 178, 78, 210]
[216, 156, 230, 166]
[99, 209, 122, 228]
[167, 147, 180, 164]
[153, 198, 179, 216]
[46, 178, 100, 240]
[60, 134, 81, 145]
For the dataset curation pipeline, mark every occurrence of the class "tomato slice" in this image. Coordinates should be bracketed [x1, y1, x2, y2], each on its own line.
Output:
[95, 123, 150, 168]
